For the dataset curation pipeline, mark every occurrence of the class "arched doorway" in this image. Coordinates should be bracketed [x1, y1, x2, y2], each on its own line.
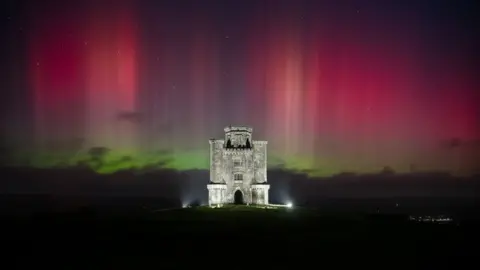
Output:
[234, 190, 244, 204]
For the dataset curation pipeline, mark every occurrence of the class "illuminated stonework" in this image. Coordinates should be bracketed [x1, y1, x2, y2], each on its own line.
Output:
[207, 126, 269, 206]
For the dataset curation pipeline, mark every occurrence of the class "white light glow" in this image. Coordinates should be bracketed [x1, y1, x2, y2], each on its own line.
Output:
[286, 202, 293, 208]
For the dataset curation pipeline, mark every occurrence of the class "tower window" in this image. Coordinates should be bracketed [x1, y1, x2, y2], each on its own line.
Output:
[234, 174, 243, 181]
[233, 159, 242, 167]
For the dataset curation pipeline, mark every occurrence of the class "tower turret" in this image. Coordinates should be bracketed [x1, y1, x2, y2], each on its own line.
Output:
[224, 126, 253, 148]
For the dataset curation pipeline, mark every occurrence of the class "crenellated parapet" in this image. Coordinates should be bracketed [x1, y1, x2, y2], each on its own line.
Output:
[251, 183, 270, 190]
[253, 141, 268, 145]
[224, 126, 253, 133]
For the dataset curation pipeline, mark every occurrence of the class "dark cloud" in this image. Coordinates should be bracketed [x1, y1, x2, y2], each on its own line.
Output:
[1, 167, 478, 201]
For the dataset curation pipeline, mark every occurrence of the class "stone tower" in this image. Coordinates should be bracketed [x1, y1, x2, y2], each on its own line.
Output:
[207, 126, 269, 206]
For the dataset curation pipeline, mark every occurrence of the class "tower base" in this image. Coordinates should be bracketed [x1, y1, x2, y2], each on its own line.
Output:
[250, 184, 270, 205]
[207, 183, 227, 206]
[207, 183, 270, 206]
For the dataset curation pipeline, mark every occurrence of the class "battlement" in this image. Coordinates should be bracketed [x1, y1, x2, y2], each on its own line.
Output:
[209, 139, 224, 144]
[224, 126, 253, 133]
[251, 184, 270, 190]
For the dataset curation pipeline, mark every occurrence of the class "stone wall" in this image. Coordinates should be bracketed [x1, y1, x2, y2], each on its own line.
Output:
[209, 139, 224, 183]
[251, 184, 270, 205]
[253, 141, 267, 183]
[207, 184, 227, 205]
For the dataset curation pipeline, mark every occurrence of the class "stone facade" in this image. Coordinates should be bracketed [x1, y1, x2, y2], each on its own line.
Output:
[207, 126, 269, 206]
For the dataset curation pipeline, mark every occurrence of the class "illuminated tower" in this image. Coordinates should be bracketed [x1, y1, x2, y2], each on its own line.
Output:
[207, 126, 269, 206]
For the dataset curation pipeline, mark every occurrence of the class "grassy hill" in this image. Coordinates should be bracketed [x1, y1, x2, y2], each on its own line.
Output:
[2, 204, 475, 268]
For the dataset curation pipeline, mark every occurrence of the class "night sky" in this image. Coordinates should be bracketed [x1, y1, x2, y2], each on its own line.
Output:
[1, 0, 479, 177]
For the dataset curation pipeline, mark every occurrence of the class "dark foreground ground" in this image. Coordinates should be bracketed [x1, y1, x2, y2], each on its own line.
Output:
[2, 204, 478, 269]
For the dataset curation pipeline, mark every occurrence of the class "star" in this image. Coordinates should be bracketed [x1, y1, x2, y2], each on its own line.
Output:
[225, 35, 229, 39]
[84, 41, 88, 45]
